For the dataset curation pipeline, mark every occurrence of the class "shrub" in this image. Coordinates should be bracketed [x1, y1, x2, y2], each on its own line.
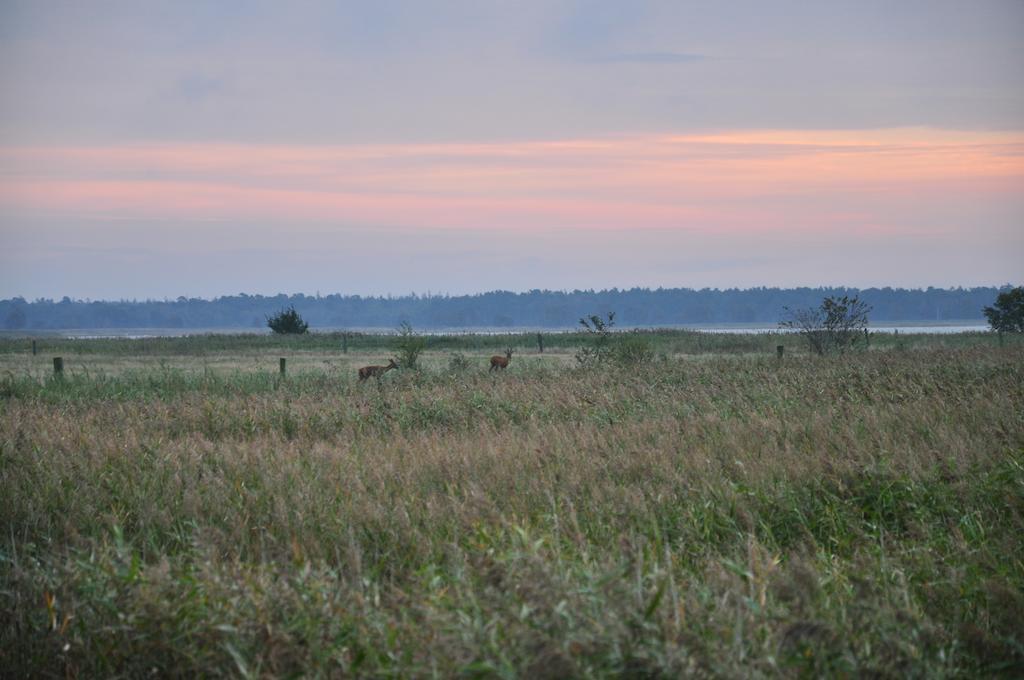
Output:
[576, 312, 616, 367]
[780, 296, 870, 355]
[615, 332, 655, 366]
[396, 321, 426, 370]
[448, 352, 470, 372]
[266, 306, 309, 334]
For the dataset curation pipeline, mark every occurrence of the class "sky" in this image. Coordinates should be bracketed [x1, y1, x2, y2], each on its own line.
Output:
[1, 1, 1022, 300]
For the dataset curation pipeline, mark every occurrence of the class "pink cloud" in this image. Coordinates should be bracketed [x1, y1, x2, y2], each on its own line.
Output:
[1, 129, 1021, 237]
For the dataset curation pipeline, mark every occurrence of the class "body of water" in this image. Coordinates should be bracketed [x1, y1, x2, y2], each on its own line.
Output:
[3, 322, 991, 339]
[701, 324, 989, 335]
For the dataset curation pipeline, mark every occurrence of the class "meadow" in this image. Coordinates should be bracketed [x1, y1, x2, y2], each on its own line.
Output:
[1, 330, 1022, 677]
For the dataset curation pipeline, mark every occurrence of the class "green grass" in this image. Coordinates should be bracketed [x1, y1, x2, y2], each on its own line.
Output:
[1, 335, 1022, 677]
[1, 326, 1016, 359]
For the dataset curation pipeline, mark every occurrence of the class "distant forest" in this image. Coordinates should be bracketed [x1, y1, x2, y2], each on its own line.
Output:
[0, 286, 1008, 331]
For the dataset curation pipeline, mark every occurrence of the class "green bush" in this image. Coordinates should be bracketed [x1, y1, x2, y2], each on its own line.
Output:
[266, 306, 309, 335]
[448, 351, 470, 372]
[615, 333, 655, 366]
[396, 321, 426, 370]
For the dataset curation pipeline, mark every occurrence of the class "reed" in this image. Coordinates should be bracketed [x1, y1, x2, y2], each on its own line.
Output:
[1, 341, 1021, 676]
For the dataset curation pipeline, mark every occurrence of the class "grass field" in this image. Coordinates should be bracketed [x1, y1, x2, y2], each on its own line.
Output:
[2, 331, 1022, 677]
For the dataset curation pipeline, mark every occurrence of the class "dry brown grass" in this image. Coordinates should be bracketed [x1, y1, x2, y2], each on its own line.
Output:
[2, 344, 1022, 676]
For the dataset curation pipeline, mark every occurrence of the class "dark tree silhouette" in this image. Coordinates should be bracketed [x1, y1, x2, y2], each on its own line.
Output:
[266, 306, 309, 334]
[983, 286, 1024, 333]
[0, 287, 1004, 330]
[781, 295, 871, 355]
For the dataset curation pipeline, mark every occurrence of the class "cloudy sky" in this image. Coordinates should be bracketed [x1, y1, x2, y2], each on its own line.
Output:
[1, 1, 1022, 300]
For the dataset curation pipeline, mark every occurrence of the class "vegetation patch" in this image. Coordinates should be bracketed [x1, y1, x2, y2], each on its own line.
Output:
[1, 333, 1022, 676]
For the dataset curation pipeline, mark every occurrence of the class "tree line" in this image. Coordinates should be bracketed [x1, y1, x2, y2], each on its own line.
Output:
[0, 286, 1011, 331]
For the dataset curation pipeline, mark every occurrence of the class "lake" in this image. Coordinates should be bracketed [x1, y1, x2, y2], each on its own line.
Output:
[7, 322, 991, 339]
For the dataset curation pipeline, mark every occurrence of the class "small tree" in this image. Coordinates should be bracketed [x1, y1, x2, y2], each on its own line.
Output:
[576, 312, 616, 366]
[780, 295, 871, 355]
[395, 321, 426, 370]
[266, 306, 309, 334]
[983, 286, 1024, 333]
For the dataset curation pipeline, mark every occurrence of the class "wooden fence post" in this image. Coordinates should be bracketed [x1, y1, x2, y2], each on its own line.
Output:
[53, 357, 64, 376]
[342, 333, 348, 354]
[537, 333, 544, 353]
[776, 345, 784, 359]
[864, 328, 869, 347]
[32, 339, 37, 356]
[279, 357, 286, 375]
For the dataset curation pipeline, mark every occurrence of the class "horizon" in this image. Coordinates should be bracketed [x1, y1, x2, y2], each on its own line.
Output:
[2, 286, 1005, 332]
[2, 2, 1023, 299]
[2, 282, 1018, 305]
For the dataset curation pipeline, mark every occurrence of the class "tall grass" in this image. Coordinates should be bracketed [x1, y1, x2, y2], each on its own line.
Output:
[1, 343, 1022, 676]
[1, 326, 1016, 359]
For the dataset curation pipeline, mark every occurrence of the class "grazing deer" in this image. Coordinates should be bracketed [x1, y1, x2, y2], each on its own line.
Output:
[489, 348, 514, 372]
[358, 358, 398, 382]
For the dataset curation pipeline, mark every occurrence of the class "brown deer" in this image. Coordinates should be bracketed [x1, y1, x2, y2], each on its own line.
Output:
[358, 358, 398, 382]
[489, 348, 513, 372]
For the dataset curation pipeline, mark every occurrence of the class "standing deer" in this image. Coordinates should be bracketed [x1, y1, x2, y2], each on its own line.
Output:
[358, 358, 398, 382]
[489, 348, 514, 372]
